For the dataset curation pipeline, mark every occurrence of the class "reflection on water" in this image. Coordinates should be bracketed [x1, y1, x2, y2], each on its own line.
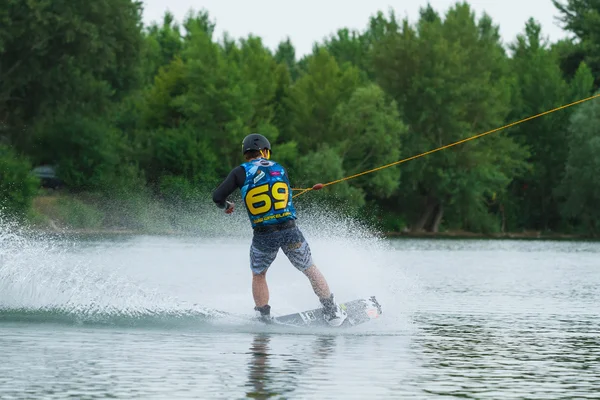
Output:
[245, 334, 336, 399]
[246, 335, 273, 399]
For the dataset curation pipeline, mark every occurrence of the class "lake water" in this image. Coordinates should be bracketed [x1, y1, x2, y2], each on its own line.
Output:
[1, 213, 599, 399]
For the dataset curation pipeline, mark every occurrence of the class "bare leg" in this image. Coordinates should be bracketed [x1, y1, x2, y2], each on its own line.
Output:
[302, 265, 331, 300]
[252, 272, 269, 307]
[304, 264, 346, 326]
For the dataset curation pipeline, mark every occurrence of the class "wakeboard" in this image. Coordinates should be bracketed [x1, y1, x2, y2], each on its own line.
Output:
[273, 296, 382, 328]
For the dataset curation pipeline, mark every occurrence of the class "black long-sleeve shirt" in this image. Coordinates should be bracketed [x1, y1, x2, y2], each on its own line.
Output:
[212, 166, 246, 208]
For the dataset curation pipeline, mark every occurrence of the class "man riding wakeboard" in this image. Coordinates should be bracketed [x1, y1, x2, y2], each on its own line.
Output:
[212, 133, 348, 327]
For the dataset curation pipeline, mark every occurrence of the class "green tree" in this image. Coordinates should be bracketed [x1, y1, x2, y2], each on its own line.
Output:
[179, 27, 275, 173]
[322, 28, 372, 79]
[553, 0, 600, 87]
[142, 11, 184, 83]
[233, 35, 280, 128]
[31, 114, 124, 191]
[292, 84, 407, 209]
[551, 38, 588, 81]
[0, 145, 39, 217]
[331, 84, 406, 200]
[558, 89, 600, 234]
[321, 10, 403, 80]
[139, 17, 285, 186]
[138, 55, 218, 185]
[274, 38, 300, 81]
[507, 18, 594, 231]
[372, 3, 526, 232]
[295, 145, 365, 208]
[0, 0, 144, 149]
[287, 48, 361, 154]
[271, 61, 294, 145]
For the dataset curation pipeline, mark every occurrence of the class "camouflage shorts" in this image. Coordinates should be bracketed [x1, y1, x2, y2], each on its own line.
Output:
[250, 226, 314, 275]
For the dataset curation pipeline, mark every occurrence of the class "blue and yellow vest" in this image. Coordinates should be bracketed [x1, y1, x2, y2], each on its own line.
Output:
[240, 158, 297, 228]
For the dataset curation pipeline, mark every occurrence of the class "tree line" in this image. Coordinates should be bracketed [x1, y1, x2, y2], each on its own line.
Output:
[1, 0, 599, 235]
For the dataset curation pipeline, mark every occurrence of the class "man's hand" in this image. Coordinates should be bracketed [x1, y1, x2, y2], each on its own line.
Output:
[225, 201, 234, 214]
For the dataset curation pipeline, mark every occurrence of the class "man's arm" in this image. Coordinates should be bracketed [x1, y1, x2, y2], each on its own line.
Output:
[212, 166, 245, 209]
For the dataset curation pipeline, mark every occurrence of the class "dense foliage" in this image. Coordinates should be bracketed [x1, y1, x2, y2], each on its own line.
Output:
[0, 145, 39, 217]
[1, 0, 599, 234]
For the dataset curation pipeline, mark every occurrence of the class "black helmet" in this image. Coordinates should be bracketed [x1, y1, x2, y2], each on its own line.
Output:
[242, 133, 271, 155]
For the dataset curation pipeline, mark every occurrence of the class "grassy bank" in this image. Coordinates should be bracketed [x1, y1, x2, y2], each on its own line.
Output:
[28, 192, 181, 235]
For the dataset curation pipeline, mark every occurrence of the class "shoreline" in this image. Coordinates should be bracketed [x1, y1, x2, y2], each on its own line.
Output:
[25, 226, 596, 241]
[384, 230, 595, 240]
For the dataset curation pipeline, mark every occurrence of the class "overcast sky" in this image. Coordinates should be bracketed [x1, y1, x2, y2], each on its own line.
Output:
[140, 0, 570, 57]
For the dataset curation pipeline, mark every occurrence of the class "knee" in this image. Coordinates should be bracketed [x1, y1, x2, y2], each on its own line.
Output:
[253, 271, 267, 280]
[302, 264, 317, 276]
